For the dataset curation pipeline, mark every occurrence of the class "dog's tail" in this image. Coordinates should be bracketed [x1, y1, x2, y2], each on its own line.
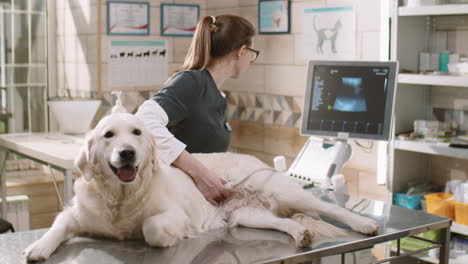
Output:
[292, 213, 347, 237]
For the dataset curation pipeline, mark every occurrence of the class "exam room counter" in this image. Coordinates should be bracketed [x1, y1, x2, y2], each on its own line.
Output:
[0, 191, 451, 264]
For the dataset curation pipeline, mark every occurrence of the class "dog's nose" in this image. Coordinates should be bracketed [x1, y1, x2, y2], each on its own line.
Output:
[119, 149, 135, 162]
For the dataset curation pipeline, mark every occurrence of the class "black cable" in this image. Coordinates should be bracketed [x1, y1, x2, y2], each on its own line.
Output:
[353, 139, 373, 153]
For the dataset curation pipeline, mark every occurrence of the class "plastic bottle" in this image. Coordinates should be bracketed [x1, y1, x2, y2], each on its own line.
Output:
[111, 91, 127, 114]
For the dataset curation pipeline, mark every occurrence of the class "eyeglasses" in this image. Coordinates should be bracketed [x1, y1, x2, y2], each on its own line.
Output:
[246, 47, 260, 63]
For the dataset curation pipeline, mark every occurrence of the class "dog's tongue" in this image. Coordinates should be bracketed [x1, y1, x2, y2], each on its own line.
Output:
[117, 166, 137, 181]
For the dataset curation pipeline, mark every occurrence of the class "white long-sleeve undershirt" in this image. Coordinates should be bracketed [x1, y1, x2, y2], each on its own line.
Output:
[135, 99, 186, 165]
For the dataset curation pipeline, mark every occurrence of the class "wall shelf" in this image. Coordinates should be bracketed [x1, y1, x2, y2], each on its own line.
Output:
[399, 4, 468, 16]
[394, 140, 468, 160]
[398, 73, 468, 87]
[391, 2, 468, 262]
[414, 254, 466, 264]
[391, 248, 467, 264]
[451, 222, 468, 236]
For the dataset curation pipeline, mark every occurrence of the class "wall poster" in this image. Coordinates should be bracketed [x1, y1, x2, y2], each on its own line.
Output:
[258, 0, 290, 34]
[302, 6, 356, 60]
[108, 40, 168, 88]
[161, 4, 199, 37]
[107, 1, 150, 35]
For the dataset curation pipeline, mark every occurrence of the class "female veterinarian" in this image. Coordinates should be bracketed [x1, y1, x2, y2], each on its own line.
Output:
[136, 15, 260, 206]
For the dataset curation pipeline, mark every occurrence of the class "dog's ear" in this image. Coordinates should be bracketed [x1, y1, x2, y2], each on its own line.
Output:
[75, 130, 95, 181]
[148, 132, 160, 172]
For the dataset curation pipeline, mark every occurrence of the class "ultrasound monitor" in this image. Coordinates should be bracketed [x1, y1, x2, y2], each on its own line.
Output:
[301, 60, 398, 141]
[287, 61, 397, 189]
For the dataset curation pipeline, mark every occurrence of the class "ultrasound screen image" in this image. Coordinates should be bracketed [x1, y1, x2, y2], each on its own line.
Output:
[307, 65, 389, 136]
[332, 77, 367, 112]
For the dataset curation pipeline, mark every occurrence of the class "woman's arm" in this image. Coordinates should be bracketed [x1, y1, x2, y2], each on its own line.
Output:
[172, 151, 230, 206]
[135, 99, 230, 206]
[136, 99, 186, 164]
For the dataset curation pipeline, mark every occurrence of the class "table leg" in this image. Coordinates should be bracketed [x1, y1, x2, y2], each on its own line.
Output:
[0, 149, 9, 218]
[64, 169, 73, 204]
[47, 165, 64, 209]
[439, 226, 450, 264]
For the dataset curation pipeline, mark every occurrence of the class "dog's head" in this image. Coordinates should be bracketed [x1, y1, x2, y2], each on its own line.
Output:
[75, 113, 158, 184]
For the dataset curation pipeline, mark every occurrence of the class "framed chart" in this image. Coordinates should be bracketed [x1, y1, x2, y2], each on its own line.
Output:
[108, 40, 168, 87]
[107, 1, 150, 36]
[160, 4, 200, 37]
[258, 0, 290, 34]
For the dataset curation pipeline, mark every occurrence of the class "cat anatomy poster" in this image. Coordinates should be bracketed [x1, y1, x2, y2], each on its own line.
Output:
[302, 6, 356, 60]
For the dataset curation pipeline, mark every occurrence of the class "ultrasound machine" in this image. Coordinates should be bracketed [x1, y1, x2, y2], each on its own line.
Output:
[279, 60, 398, 196]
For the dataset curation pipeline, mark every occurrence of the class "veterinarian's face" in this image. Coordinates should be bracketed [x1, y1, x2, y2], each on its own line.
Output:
[92, 113, 149, 183]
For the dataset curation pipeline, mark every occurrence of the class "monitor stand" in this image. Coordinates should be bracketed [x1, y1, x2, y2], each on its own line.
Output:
[285, 136, 352, 191]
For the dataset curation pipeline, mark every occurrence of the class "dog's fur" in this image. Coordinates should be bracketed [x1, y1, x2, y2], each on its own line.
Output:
[24, 113, 378, 262]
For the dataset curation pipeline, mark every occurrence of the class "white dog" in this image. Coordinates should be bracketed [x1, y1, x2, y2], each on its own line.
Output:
[24, 113, 378, 262]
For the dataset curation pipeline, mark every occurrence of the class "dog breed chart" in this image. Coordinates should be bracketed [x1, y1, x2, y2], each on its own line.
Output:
[108, 40, 168, 88]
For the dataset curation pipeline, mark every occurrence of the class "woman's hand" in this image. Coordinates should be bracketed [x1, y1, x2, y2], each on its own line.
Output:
[193, 169, 230, 206]
[172, 151, 231, 206]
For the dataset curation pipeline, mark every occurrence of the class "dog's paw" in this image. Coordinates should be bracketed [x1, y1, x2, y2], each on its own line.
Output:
[147, 235, 179, 248]
[349, 216, 379, 235]
[23, 240, 54, 263]
[294, 229, 314, 248]
[143, 224, 180, 247]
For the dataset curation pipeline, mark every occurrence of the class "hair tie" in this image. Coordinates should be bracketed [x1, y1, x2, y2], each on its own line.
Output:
[209, 16, 219, 32]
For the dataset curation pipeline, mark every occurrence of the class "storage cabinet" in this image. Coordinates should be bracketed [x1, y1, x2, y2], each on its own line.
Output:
[389, 2, 468, 263]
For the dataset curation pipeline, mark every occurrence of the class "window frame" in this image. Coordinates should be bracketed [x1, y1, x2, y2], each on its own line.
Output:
[0, 0, 49, 133]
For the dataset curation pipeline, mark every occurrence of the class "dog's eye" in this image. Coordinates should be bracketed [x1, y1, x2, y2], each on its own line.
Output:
[104, 131, 114, 138]
[133, 129, 142, 136]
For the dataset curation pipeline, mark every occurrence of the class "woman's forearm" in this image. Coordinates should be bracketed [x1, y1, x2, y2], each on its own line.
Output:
[172, 150, 230, 206]
[172, 151, 205, 183]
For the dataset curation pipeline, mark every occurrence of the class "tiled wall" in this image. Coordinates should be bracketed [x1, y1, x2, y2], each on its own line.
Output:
[226, 92, 303, 128]
[55, 0, 386, 200]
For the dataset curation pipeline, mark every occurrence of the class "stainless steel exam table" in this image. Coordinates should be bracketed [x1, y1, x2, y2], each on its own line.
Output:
[0, 193, 451, 264]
